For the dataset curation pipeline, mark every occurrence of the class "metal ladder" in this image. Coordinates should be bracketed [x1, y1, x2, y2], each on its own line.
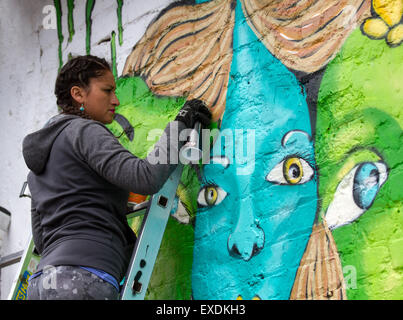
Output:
[120, 122, 202, 300]
[120, 163, 184, 300]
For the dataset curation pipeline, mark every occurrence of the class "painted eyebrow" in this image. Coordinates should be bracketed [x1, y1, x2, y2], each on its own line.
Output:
[281, 130, 312, 146]
[210, 156, 230, 168]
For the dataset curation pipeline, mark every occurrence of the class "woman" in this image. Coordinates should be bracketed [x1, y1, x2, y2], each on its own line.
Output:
[23, 55, 211, 300]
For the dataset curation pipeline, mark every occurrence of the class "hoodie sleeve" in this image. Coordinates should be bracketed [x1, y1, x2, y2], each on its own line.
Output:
[66, 119, 187, 195]
[31, 198, 44, 255]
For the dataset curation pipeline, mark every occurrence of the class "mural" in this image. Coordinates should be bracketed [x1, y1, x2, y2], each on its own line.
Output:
[191, 1, 318, 300]
[51, 0, 402, 300]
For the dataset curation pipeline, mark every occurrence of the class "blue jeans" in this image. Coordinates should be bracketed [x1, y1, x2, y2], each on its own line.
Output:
[26, 265, 119, 300]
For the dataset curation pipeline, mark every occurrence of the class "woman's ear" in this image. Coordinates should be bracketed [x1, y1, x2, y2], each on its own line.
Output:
[70, 86, 86, 106]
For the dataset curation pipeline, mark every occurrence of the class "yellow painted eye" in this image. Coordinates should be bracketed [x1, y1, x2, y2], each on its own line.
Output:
[197, 185, 227, 207]
[284, 157, 303, 184]
[266, 156, 314, 185]
[205, 187, 218, 206]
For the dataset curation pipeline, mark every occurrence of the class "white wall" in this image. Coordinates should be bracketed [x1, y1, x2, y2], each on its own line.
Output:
[0, 0, 173, 299]
[0, 0, 51, 299]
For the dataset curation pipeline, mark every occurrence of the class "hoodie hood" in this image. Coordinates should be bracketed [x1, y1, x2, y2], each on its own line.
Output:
[23, 114, 80, 174]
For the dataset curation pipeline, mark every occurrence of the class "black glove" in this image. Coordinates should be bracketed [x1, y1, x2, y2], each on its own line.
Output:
[175, 99, 212, 128]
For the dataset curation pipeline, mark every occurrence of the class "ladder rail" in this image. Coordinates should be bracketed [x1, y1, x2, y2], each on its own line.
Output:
[120, 163, 184, 300]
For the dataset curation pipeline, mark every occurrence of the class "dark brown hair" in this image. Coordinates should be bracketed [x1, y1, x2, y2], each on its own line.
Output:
[54, 55, 111, 118]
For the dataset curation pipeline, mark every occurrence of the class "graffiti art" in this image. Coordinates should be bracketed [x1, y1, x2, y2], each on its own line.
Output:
[51, 0, 402, 300]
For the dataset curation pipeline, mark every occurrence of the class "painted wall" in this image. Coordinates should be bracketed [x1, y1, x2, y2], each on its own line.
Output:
[1, 0, 402, 300]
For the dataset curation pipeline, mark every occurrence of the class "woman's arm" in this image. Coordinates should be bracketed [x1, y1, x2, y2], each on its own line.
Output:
[30, 198, 44, 255]
[67, 119, 187, 195]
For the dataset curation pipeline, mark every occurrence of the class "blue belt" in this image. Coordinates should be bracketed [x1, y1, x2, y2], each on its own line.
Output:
[29, 266, 120, 292]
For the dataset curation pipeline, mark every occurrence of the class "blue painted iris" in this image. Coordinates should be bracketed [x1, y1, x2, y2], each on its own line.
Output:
[353, 162, 381, 210]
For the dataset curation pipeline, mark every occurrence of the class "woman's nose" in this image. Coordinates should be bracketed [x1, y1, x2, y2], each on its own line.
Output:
[227, 197, 265, 261]
[112, 93, 120, 106]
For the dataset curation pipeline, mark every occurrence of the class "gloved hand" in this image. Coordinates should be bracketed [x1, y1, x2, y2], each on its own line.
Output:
[175, 99, 212, 128]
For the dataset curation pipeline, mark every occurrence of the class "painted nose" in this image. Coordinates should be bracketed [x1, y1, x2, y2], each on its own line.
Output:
[227, 196, 265, 261]
[227, 222, 265, 261]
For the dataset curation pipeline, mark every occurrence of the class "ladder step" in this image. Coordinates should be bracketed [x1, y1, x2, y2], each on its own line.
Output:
[126, 200, 150, 219]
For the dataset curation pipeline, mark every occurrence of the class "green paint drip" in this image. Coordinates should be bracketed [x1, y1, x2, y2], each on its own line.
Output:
[110, 31, 117, 79]
[117, 0, 124, 46]
[54, 0, 63, 69]
[85, 0, 96, 54]
[67, 0, 75, 42]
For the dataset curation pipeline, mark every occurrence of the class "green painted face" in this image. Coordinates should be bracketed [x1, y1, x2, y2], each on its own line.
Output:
[316, 29, 403, 299]
[107, 76, 184, 157]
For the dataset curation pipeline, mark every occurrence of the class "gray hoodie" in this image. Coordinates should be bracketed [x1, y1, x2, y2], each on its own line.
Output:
[22, 113, 186, 281]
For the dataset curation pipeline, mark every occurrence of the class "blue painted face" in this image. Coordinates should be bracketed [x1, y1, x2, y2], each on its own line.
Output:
[191, 1, 318, 300]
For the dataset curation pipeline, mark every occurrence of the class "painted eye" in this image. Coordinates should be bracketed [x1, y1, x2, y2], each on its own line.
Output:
[353, 163, 382, 209]
[266, 156, 314, 185]
[325, 161, 388, 230]
[197, 185, 227, 207]
[284, 157, 304, 184]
